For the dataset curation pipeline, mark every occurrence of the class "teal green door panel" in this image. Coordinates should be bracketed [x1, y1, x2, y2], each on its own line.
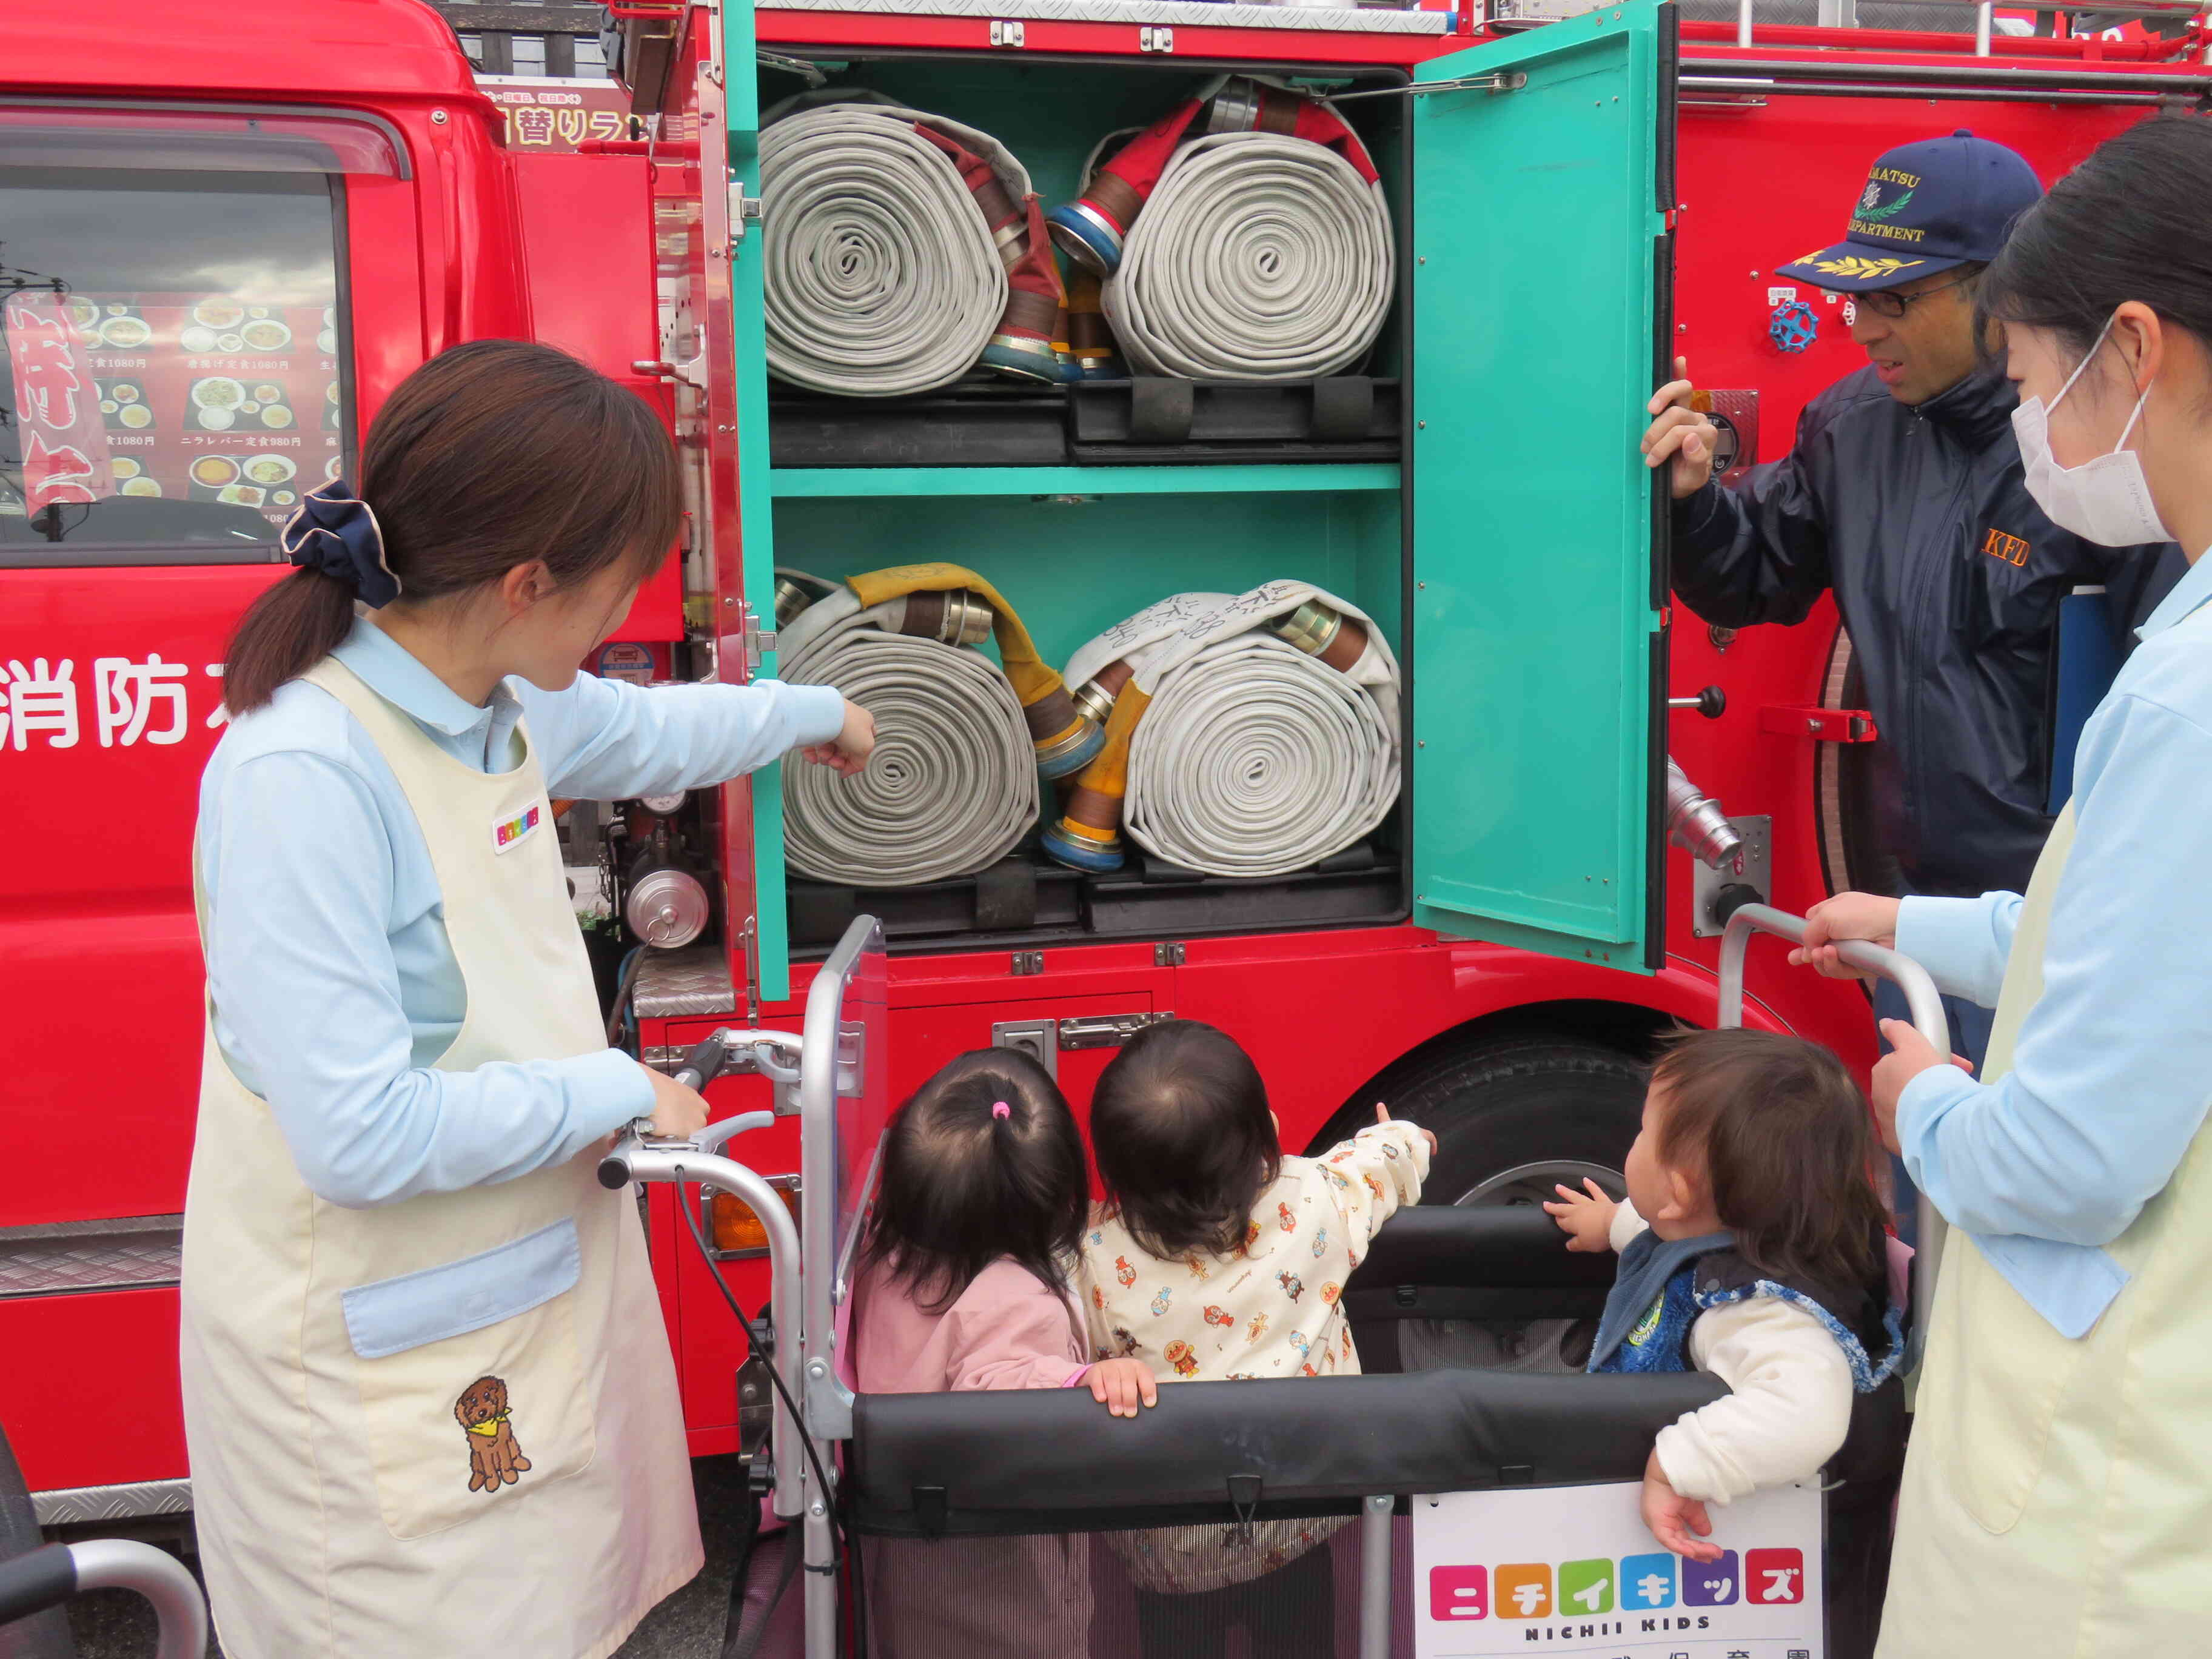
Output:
[1409, 2, 1669, 971]
[723, 2, 792, 998]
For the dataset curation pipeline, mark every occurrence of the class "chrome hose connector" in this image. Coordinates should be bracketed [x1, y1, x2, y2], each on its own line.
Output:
[1267, 600, 1345, 660]
[1664, 759, 1744, 874]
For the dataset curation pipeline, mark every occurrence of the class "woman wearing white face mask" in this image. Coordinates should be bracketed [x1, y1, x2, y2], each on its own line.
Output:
[1791, 114, 2212, 1657]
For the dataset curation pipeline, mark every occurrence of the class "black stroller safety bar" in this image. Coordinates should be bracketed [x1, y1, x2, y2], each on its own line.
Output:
[848, 1367, 1728, 1538]
[1352, 1203, 1623, 1290]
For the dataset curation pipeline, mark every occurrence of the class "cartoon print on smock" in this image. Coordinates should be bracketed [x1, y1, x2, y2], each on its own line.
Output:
[455, 1375, 532, 1494]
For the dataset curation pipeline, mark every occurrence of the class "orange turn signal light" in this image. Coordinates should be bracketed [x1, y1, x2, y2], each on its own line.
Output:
[709, 1176, 801, 1256]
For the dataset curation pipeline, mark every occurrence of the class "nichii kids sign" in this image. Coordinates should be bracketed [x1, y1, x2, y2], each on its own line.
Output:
[1412, 1480, 1823, 1658]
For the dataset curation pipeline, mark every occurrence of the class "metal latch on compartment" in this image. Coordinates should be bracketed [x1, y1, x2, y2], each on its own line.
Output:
[1139, 25, 1173, 51]
[1058, 1011, 1175, 1050]
[993, 1011, 1175, 1079]
[990, 18, 1026, 45]
[1760, 705, 1878, 743]
[727, 177, 765, 241]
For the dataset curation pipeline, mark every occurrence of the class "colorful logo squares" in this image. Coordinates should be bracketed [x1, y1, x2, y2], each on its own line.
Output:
[1496, 1564, 1552, 1619]
[1746, 1547, 1806, 1605]
[1429, 1566, 1487, 1621]
[1683, 1550, 1739, 1607]
[1620, 1552, 1677, 1610]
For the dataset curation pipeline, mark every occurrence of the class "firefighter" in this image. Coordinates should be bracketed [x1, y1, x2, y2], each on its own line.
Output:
[1641, 130, 2182, 1070]
[180, 341, 873, 1657]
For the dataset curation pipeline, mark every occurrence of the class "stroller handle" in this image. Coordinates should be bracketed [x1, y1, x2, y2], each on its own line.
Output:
[1717, 902, 1949, 1054]
[0, 1539, 207, 1659]
[1715, 902, 1950, 1373]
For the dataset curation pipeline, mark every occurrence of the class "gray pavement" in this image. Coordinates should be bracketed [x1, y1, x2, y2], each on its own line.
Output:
[61, 1456, 751, 1658]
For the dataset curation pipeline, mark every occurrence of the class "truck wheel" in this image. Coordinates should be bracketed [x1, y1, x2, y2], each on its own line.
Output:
[1363, 1036, 1644, 1208]
[1347, 1035, 1646, 1377]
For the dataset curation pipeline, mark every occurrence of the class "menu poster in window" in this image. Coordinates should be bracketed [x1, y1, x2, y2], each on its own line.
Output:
[4, 293, 117, 512]
[69, 290, 343, 526]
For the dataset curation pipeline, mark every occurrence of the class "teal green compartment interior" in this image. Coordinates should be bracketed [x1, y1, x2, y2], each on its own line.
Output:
[736, 11, 1667, 979]
[771, 485, 1404, 674]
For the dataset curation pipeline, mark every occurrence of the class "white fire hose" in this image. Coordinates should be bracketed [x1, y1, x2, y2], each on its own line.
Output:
[1054, 583, 1401, 878]
[1103, 132, 1393, 381]
[777, 583, 1039, 886]
[759, 96, 1032, 397]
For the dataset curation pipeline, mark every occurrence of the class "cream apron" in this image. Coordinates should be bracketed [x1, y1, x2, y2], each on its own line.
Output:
[179, 658, 702, 1658]
[1881, 655, 2212, 1653]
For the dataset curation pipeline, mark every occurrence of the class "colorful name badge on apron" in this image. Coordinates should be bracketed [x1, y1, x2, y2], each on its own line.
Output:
[492, 802, 543, 854]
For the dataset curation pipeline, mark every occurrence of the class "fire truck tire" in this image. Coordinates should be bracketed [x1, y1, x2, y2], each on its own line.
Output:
[1321, 1036, 1645, 1210]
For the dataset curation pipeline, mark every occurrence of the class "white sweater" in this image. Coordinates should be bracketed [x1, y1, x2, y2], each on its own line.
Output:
[1609, 1201, 1856, 1506]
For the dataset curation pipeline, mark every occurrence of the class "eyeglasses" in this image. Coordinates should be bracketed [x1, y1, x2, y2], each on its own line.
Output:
[1855, 273, 1977, 320]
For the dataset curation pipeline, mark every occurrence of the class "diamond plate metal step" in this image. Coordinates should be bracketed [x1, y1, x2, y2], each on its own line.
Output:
[0, 1219, 182, 1299]
[32, 1478, 192, 1527]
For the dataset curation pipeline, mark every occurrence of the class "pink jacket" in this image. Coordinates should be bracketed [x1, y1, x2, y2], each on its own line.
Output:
[854, 1255, 1090, 1395]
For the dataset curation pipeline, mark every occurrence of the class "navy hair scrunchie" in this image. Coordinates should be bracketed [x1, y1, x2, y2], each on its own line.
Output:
[280, 478, 400, 609]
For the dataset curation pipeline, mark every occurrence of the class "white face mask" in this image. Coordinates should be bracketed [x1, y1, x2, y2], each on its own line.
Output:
[2011, 315, 2167, 548]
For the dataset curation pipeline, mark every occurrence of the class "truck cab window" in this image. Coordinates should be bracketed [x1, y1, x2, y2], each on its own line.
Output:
[0, 166, 349, 557]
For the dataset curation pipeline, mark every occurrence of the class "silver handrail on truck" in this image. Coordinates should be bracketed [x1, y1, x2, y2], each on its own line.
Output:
[0, 1538, 209, 1659]
[1717, 901, 1950, 1371]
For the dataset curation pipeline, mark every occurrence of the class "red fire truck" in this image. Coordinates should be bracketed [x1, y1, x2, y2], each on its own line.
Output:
[1, 0, 2198, 1527]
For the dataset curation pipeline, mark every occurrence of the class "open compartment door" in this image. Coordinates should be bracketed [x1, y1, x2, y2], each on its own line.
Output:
[1408, 0, 1674, 971]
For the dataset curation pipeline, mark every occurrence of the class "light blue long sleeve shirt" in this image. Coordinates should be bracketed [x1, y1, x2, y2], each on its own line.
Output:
[1894, 549, 2212, 1338]
[196, 619, 845, 1209]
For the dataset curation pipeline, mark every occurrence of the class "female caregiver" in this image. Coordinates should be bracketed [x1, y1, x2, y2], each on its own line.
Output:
[182, 340, 873, 1657]
[1798, 116, 2212, 1655]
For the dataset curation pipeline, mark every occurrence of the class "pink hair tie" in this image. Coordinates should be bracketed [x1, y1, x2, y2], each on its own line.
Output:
[992, 1101, 1012, 1119]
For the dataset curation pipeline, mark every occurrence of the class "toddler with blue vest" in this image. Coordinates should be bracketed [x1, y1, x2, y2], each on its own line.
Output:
[1546, 1028, 1903, 1562]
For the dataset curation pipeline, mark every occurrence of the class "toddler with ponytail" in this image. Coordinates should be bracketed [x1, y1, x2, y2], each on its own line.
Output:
[854, 1048, 1151, 1409]
[852, 1049, 1151, 1659]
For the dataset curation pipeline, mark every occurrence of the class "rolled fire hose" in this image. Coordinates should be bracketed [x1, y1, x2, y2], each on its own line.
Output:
[1048, 582, 1400, 878]
[759, 92, 1067, 394]
[778, 564, 1104, 886]
[1052, 78, 1393, 382]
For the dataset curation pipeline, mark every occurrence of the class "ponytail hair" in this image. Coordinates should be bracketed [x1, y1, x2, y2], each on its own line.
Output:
[1980, 114, 2212, 369]
[859, 1048, 1088, 1314]
[224, 339, 682, 714]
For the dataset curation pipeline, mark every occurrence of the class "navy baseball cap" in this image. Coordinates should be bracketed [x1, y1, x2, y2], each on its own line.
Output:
[1777, 130, 2043, 293]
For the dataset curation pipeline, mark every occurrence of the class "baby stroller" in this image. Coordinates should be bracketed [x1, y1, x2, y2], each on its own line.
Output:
[0, 1418, 207, 1659]
[603, 905, 1945, 1659]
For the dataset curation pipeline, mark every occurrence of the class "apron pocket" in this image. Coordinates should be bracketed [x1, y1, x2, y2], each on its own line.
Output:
[343, 1219, 598, 1540]
[1932, 1233, 2082, 1535]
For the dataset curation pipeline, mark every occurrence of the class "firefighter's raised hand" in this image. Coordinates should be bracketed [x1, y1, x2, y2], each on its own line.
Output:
[800, 699, 876, 777]
[1641, 357, 1720, 500]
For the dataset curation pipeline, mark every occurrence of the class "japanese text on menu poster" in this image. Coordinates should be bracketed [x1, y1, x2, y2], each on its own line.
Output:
[1412, 1481, 1823, 1659]
[10, 289, 343, 525]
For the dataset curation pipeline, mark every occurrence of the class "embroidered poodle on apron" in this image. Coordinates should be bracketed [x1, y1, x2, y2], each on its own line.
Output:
[455, 1375, 531, 1494]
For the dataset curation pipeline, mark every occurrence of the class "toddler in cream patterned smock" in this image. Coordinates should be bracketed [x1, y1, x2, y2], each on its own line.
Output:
[1077, 1019, 1431, 1653]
